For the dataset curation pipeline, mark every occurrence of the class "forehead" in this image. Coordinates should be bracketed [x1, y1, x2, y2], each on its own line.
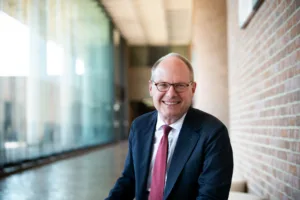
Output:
[153, 56, 191, 81]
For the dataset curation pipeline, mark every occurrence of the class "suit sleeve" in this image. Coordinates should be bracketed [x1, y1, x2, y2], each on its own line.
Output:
[105, 124, 136, 200]
[197, 125, 234, 200]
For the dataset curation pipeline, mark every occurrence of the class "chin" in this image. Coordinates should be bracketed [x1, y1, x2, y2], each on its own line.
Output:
[165, 112, 181, 119]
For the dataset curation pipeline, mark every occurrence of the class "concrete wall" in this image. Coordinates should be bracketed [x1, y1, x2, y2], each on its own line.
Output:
[227, 0, 299, 199]
[128, 67, 151, 101]
[192, 0, 229, 127]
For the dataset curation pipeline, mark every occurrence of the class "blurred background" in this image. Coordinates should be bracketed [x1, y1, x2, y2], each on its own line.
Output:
[0, 0, 299, 199]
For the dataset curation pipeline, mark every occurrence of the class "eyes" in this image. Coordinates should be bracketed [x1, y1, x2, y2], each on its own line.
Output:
[158, 83, 187, 89]
[153, 81, 193, 92]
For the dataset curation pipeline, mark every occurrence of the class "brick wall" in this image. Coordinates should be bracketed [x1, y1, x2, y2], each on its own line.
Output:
[227, 0, 299, 199]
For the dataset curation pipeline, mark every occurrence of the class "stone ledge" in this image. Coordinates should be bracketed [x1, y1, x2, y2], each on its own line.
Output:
[229, 192, 265, 200]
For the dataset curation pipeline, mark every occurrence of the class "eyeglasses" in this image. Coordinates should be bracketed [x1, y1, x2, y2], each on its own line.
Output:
[152, 81, 193, 93]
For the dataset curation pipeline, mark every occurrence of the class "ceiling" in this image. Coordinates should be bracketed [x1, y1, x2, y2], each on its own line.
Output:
[100, 0, 193, 46]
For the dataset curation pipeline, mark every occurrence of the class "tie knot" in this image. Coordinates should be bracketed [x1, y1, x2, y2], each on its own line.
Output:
[162, 125, 172, 136]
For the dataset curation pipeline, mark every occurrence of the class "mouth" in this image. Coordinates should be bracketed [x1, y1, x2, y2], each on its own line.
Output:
[162, 100, 181, 105]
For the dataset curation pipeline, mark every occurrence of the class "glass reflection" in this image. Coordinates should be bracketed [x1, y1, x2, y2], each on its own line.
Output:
[0, 0, 126, 168]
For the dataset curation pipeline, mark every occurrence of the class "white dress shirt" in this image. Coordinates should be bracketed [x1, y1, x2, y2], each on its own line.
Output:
[147, 113, 187, 191]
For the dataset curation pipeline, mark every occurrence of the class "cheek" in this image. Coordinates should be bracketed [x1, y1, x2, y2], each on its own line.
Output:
[153, 93, 164, 102]
[181, 94, 191, 102]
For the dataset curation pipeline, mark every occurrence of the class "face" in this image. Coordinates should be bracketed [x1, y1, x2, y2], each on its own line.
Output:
[149, 56, 197, 124]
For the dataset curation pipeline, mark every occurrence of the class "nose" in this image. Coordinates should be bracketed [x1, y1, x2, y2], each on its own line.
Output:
[165, 85, 177, 97]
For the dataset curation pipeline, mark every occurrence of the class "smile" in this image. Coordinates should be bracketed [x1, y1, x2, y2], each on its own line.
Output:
[162, 101, 180, 105]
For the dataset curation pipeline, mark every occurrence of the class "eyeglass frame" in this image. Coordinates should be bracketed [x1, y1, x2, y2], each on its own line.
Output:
[151, 81, 194, 93]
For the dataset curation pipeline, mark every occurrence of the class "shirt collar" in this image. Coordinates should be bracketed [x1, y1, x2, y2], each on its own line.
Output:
[156, 112, 187, 131]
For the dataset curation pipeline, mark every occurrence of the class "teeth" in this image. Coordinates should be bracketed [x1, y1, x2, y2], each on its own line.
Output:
[164, 102, 178, 105]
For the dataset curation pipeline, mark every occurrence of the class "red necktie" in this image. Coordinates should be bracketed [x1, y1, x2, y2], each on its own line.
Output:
[149, 125, 172, 200]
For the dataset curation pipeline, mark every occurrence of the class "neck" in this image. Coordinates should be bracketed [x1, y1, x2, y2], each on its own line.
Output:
[161, 115, 183, 125]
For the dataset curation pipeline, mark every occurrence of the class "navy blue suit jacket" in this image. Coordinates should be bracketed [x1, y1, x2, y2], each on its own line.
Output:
[106, 107, 233, 200]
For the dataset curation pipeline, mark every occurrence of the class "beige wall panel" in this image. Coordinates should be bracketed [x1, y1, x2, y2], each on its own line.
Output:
[192, 0, 228, 127]
[128, 67, 151, 101]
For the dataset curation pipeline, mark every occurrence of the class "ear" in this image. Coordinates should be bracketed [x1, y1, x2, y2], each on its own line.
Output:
[192, 82, 197, 94]
[149, 80, 153, 96]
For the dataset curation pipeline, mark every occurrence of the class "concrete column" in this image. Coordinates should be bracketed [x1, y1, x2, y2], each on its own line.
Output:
[191, 0, 229, 127]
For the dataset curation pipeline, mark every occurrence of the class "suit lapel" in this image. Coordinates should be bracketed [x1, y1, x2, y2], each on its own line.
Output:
[136, 112, 157, 195]
[164, 109, 201, 199]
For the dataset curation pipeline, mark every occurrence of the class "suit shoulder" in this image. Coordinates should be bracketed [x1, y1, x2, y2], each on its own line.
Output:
[131, 110, 157, 127]
[189, 107, 226, 129]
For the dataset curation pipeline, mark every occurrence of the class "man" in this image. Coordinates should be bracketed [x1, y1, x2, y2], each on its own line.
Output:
[106, 53, 233, 200]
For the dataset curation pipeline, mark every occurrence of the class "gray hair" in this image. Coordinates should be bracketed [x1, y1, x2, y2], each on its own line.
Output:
[150, 53, 194, 81]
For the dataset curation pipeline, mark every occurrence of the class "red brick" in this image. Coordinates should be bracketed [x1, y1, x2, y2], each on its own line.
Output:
[287, 153, 300, 165]
[228, 0, 299, 198]
[288, 164, 297, 176]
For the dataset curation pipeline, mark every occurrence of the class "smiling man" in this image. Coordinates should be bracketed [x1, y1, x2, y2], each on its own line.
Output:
[106, 53, 233, 200]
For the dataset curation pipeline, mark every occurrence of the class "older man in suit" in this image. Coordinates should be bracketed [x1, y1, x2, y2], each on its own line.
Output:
[106, 53, 233, 200]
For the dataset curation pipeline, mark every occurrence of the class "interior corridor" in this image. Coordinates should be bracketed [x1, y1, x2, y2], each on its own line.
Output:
[0, 142, 128, 200]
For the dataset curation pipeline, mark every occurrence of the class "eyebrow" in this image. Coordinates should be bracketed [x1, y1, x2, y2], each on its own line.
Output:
[154, 81, 191, 84]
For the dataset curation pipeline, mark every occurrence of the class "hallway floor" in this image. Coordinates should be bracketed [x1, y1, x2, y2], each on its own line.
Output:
[0, 141, 128, 200]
